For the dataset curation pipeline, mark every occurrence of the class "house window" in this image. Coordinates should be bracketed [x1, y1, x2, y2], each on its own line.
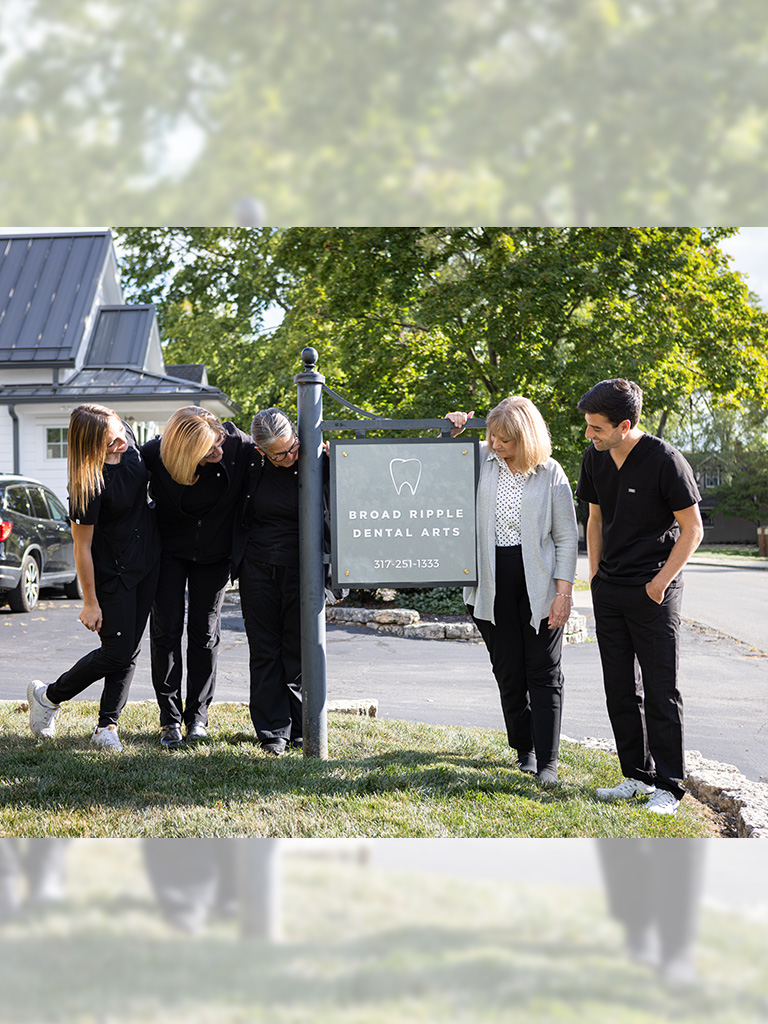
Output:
[703, 469, 721, 489]
[46, 427, 68, 459]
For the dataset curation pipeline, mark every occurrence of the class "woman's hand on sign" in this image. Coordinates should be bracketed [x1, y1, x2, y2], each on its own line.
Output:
[444, 410, 474, 437]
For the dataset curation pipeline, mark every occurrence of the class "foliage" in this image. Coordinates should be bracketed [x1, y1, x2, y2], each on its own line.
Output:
[396, 587, 467, 616]
[115, 226, 768, 481]
[665, 393, 768, 454]
[7, 3, 768, 224]
[0, 699, 712, 837]
[709, 453, 768, 526]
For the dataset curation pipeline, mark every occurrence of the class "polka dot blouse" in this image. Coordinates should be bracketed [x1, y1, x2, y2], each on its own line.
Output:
[492, 452, 526, 546]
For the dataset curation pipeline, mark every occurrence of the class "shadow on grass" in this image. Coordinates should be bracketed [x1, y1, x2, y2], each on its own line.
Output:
[0, 913, 765, 1023]
[0, 706, 710, 836]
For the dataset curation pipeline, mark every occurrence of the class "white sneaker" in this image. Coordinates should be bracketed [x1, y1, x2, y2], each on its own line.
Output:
[660, 951, 697, 987]
[646, 789, 681, 816]
[91, 724, 123, 752]
[595, 778, 656, 801]
[27, 680, 59, 739]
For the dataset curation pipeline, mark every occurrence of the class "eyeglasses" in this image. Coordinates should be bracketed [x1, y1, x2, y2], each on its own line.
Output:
[203, 433, 226, 459]
[268, 437, 299, 462]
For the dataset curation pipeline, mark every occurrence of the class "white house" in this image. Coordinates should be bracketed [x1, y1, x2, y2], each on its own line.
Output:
[0, 230, 236, 503]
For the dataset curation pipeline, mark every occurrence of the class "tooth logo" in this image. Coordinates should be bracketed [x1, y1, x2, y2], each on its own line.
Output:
[390, 458, 422, 496]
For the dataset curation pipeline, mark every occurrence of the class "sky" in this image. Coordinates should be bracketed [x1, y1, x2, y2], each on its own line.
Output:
[720, 226, 768, 307]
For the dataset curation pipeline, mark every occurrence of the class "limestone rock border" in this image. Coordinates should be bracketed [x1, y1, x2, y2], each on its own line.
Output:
[570, 735, 768, 838]
[326, 605, 588, 643]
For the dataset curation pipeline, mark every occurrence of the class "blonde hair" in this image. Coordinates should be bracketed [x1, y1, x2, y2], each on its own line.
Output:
[68, 403, 118, 518]
[160, 407, 225, 485]
[486, 396, 552, 474]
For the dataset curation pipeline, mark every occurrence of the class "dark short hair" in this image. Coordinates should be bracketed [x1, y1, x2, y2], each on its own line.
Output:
[577, 378, 643, 428]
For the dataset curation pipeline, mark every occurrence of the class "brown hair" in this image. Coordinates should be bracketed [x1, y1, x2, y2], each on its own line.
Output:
[67, 403, 118, 517]
[160, 407, 225, 485]
[485, 396, 552, 474]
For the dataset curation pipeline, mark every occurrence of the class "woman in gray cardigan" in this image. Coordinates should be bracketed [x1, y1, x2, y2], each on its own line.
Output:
[448, 397, 578, 784]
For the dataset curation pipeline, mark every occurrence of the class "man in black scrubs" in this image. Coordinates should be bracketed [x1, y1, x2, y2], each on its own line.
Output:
[576, 379, 703, 816]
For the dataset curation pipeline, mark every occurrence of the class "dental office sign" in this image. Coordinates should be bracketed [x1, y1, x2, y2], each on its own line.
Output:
[330, 438, 480, 588]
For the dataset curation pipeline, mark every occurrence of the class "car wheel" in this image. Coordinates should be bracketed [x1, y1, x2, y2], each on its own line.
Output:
[63, 576, 82, 599]
[9, 554, 40, 612]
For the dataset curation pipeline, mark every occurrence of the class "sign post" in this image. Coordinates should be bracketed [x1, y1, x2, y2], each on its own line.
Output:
[295, 347, 328, 760]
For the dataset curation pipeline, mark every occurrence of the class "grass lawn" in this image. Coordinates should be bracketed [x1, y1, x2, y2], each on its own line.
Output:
[696, 544, 766, 562]
[1, 700, 717, 837]
[0, 843, 766, 1023]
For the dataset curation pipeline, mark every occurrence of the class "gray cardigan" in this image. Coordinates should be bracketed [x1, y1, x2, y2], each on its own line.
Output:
[464, 444, 578, 631]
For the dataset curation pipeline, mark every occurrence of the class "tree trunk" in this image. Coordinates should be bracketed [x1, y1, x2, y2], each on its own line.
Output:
[655, 409, 669, 438]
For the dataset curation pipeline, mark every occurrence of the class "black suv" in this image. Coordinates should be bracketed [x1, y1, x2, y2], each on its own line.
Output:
[0, 474, 80, 612]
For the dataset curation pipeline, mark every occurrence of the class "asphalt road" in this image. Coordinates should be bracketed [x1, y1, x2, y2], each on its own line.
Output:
[680, 561, 768, 653]
[1, 557, 766, 781]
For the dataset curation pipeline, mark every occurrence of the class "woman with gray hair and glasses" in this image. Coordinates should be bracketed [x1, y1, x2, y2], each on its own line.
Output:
[232, 408, 313, 755]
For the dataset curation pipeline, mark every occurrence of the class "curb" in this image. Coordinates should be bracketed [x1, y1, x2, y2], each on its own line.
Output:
[687, 556, 768, 571]
[568, 735, 768, 838]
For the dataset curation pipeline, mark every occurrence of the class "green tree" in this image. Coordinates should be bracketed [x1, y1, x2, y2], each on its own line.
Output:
[116, 226, 768, 481]
[5, 2, 768, 224]
[710, 454, 768, 528]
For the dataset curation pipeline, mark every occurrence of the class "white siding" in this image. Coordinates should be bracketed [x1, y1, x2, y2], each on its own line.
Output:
[17, 406, 72, 503]
[0, 368, 53, 385]
[0, 414, 13, 473]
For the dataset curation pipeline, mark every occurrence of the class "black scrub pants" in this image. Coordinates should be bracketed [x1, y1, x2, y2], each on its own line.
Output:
[469, 545, 564, 771]
[0, 839, 71, 912]
[150, 553, 232, 729]
[597, 839, 705, 964]
[591, 576, 686, 799]
[142, 839, 238, 931]
[46, 560, 161, 727]
[239, 553, 302, 746]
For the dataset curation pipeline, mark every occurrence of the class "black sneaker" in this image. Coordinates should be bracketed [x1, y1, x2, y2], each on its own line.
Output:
[260, 739, 287, 756]
[515, 751, 537, 774]
[160, 724, 183, 750]
[186, 722, 208, 742]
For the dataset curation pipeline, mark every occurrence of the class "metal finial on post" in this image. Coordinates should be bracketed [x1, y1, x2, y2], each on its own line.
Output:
[295, 347, 328, 759]
[301, 346, 318, 371]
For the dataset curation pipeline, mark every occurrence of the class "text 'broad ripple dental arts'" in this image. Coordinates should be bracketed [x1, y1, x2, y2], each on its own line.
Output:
[348, 507, 465, 538]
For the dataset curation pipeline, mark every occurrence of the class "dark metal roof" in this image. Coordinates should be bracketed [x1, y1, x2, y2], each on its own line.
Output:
[165, 363, 208, 384]
[0, 232, 112, 366]
[85, 305, 155, 367]
[0, 367, 238, 410]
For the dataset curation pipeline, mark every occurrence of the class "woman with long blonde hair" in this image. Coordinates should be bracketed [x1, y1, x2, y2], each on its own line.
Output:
[27, 404, 161, 750]
[140, 406, 255, 748]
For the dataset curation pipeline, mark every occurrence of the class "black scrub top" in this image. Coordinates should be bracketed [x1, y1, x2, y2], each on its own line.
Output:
[70, 424, 161, 593]
[576, 434, 701, 584]
[141, 421, 254, 563]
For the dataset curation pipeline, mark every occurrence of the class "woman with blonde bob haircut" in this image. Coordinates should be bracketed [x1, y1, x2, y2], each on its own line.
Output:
[27, 404, 161, 751]
[446, 396, 578, 784]
[141, 406, 256, 748]
[485, 396, 553, 475]
[160, 408, 226, 487]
